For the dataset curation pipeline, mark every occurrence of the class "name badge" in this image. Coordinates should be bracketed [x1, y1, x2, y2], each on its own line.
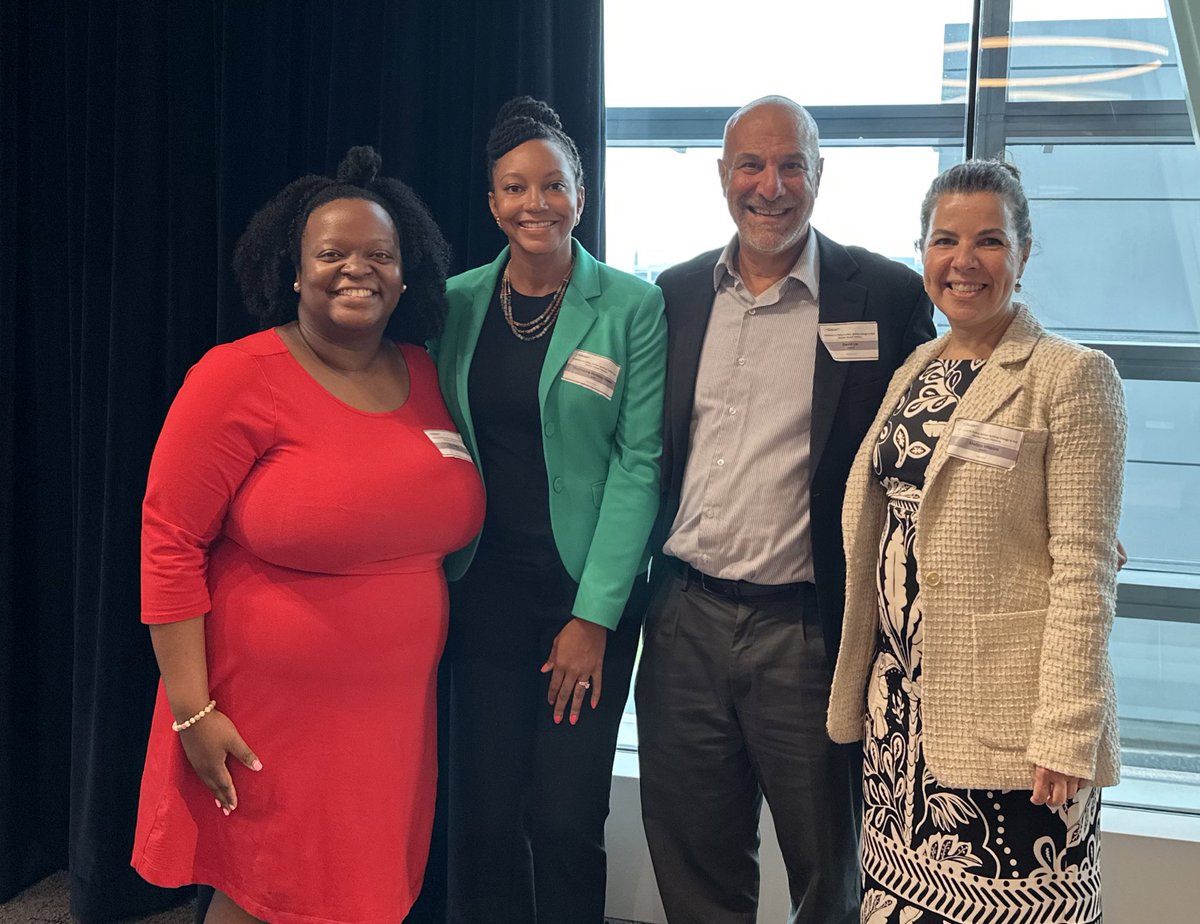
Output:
[424, 429, 473, 462]
[819, 321, 879, 362]
[562, 350, 621, 400]
[944, 419, 1024, 470]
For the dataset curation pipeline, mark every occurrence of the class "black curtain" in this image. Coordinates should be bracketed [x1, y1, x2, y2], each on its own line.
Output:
[0, 1, 604, 919]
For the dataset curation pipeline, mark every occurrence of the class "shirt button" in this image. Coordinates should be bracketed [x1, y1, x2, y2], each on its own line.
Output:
[737, 357, 746, 366]
[748, 308, 757, 316]
[544, 421, 556, 437]
[704, 509, 715, 518]
[552, 477, 564, 493]
[925, 571, 941, 586]
[715, 458, 725, 466]
[728, 407, 736, 415]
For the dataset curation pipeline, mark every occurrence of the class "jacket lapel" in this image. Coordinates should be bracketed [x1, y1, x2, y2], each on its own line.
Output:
[664, 257, 719, 501]
[922, 305, 1042, 488]
[539, 240, 599, 408]
[810, 232, 869, 473]
[453, 249, 508, 453]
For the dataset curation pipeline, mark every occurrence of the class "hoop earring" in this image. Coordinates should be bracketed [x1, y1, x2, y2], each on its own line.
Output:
[1014, 280, 1023, 293]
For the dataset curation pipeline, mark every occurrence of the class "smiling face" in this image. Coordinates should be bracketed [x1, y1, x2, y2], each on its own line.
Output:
[922, 191, 1031, 337]
[295, 198, 404, 337]
[719, 102, 823, 261]
[489, 138, 584, 263]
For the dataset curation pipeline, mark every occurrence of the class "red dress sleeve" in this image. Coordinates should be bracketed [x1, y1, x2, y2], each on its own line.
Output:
[141, 344, 277, 623]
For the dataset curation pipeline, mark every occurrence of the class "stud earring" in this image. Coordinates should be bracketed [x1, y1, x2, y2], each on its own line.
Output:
[1014, 279, 1022, 292]
[293, 281, 301, 292]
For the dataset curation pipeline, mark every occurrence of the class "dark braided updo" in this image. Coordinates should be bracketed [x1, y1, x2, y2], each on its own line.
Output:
[919, 158, 1032, 249]
[232, 146, 451, 344]
[485, 96, 584, 190]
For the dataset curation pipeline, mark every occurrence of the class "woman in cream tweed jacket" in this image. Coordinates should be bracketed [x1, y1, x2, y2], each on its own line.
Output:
[828, 159, 1126, 923]
[827, 302, 1125, 788]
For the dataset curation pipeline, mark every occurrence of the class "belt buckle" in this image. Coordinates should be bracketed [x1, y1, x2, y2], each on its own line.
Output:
[701, 572, 737, 600]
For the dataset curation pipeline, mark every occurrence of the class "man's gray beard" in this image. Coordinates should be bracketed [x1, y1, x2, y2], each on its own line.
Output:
[738, 223, 806, 257]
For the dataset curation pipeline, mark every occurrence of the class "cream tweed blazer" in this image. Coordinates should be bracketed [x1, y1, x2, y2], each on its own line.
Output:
[827, 305, 1127, 789]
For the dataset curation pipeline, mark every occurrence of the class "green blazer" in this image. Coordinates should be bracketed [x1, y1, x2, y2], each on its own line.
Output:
[432, 241, 667, 629]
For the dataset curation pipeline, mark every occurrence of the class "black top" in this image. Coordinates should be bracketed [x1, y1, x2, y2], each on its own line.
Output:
[874, 358, 986, 489]
[468, 280, 561, 572]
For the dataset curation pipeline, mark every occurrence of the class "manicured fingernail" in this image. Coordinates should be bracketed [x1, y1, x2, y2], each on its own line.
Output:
[222, 807, 231, 817]
[570, 714, 578, 726]
[251, 759, 263, 772]
[554, 714, 562, 725]
[215, 799, 222, 810]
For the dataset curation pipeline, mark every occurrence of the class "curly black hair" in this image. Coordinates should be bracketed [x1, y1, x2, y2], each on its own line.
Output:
[485, 96, 585, 190]
[232, 146, 451, 344]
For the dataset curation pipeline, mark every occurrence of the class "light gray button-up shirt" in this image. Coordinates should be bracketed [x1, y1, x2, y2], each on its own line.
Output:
[663, 233, 821, 584]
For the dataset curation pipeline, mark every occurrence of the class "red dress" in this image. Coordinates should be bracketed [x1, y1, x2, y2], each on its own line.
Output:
[132, 330, 485, 924]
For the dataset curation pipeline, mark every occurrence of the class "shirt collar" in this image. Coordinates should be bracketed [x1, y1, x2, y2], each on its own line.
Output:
[713, 229, 821, 301]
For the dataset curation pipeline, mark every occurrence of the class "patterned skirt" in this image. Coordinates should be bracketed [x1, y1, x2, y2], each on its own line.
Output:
[861, 491, 1102, 924]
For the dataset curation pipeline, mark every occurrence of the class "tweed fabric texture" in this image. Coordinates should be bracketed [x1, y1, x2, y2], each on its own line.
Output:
[828, 305, 1127, 790]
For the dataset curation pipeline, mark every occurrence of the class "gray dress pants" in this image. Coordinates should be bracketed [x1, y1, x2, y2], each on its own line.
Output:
[636, 567, 860, 924]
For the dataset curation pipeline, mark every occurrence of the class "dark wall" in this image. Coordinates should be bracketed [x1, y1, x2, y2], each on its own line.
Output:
[0, 1, 604, 919]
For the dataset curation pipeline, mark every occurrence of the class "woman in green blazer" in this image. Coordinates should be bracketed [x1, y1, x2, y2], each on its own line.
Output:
[432, 97, 666, 924]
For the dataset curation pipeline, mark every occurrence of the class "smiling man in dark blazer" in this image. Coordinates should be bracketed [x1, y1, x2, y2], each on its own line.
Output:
[635, 96, 936, 924]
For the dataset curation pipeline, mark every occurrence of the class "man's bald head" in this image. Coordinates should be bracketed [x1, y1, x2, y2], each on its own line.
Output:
[723, 96, 821, 165]
[719, 96, 824, 261]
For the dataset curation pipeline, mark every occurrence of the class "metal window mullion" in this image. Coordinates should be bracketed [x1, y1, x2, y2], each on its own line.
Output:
[973, 0, 1015, 159]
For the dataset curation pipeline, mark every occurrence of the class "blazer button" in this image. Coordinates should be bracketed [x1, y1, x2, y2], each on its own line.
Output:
[925, 571, 941, 587]
[552, 476, 564, 493]
[544, 421, 556, 437]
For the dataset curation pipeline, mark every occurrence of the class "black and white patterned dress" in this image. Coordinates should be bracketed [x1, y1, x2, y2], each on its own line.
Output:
[861, 358, 1102, 924]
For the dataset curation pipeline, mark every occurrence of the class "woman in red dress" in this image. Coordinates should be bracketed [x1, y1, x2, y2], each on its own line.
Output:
[132, 147, 485, 924]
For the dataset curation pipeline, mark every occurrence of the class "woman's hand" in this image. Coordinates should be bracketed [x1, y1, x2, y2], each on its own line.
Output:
[1031, 766, 1087, 810]
[148, 618, 260, 814]
[541, 617, 608, 726]
[178, 709, 262, 814]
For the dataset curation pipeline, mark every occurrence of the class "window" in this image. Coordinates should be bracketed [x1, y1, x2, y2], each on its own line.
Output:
[606, 0, 1200, 814]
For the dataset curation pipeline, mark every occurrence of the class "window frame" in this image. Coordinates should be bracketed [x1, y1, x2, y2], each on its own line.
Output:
[604, 0, 1200, 813]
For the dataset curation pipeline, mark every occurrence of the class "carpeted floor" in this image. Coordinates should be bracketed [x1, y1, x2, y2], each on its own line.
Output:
[0, 872, 192, 923]
[0, 873, 646, 923]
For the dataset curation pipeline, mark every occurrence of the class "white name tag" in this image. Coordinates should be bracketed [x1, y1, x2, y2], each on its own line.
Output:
[562, 350, 621, 400]
[424, 429, 473, 462]
[818, 321, 879, 362]
[944, 419, 1024, 470]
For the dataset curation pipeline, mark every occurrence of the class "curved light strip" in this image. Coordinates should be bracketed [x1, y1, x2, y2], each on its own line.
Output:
[944, 35, 1170, 55]
[942, 34, 1169, 89]
[944, 60, 1163, 88]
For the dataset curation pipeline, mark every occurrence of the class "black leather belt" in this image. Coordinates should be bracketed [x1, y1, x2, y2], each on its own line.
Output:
[685, 565, 811, 603]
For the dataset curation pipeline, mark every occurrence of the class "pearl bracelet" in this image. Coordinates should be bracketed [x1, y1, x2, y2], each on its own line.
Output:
[172, 699, 216, 732]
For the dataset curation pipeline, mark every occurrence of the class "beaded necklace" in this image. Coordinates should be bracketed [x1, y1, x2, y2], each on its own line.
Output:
[500, 257, 574, 341]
